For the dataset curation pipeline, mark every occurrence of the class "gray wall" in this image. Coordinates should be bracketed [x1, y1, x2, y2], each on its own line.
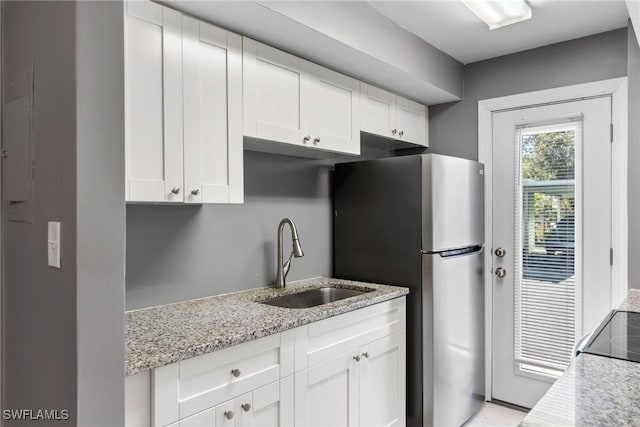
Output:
[628, 21, 640, 288]
[126, 145, 391, 310]
[126, 151, 333, 309]
[2, 1, 126, 423]
[76, 2, 126, 425]
[2, 2, 78, 423]
[429, 28, 628, 160]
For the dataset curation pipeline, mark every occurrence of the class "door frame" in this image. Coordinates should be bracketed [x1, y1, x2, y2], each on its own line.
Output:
[478, 77, 628, 401]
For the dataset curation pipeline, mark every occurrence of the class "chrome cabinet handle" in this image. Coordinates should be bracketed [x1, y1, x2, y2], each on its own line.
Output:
[191, 188, 200, 196]
[303, 135, 311, 143]
[231, 368, 241, 377]
[353, 355, 361, 362]
[241, 403, 251, 412]
[171, 187, 180, 195]
[391, 129, 397, 135]
[313, 137, 320, 145]
[224, 410, 234, 420]
[398, 130, 404, 137]
[362, 352, 369, 358]
[495, 267, 507, 278]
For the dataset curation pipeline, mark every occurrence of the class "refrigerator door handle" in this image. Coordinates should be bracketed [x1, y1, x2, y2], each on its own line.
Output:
[422, 245, 484, 258]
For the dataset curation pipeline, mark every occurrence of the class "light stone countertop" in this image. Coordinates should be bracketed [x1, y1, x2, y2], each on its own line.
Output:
[520, 289, 640, 426]
[125, 277, 409, 376]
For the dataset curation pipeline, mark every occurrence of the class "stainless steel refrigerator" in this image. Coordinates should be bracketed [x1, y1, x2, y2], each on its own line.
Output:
[334, 154, 485, 427]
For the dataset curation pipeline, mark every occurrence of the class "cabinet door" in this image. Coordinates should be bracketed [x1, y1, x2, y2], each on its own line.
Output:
[395, 96, 427, 147]
[360, 83, 396, 139]
[125, 1, 183, 202]
[308, 65, 360, 155]
[295, 352, 359, 426]
[182, 18, 243, 204]
[359, 332, 406, 427]
[236, 377, 294, 427]
[243, 38, 310, 146]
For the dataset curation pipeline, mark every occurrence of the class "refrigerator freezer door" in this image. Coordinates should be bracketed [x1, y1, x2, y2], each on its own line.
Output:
[422, 154, 484, 252]
[422, 248, 485, 427]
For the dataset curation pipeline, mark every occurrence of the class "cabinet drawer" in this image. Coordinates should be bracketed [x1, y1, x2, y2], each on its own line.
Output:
[294, 297, 406, 371]
[153, 331, 294, 426]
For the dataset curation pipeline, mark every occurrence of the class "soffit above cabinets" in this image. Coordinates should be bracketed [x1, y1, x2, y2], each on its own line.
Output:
[368, 0, 630, 64]
[159, 0, 464, 105]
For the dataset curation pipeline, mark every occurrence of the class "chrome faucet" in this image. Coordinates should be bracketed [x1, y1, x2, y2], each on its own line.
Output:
[275, 218, 304, 289]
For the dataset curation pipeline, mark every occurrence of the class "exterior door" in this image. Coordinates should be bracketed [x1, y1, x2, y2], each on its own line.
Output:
[491, 97, 612, 408]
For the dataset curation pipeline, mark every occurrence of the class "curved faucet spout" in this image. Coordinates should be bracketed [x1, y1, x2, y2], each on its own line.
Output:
[275, 218, 304, 289]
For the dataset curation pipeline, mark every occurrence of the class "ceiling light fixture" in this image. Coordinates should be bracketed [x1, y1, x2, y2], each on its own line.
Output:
[461, 0, 532, 30]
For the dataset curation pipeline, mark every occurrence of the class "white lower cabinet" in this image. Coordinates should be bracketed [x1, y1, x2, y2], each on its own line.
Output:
[294, 350, 359, 426]
[294, 331, 405, 427]
[358, 333, 406, 427]
[125, 298, 406, 427]
[166, 377, 294, 427]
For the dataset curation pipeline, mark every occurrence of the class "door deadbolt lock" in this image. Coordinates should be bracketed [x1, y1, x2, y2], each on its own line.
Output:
[494, 247, 506, 257]
[495, 267, 507, 278]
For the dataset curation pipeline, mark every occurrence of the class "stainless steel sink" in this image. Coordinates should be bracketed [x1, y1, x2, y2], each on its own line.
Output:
[259, 286, 373, 309]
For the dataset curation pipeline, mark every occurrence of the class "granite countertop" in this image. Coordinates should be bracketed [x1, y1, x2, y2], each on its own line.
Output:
[125, 277, 409, 376]
[521, 289, 640, 426]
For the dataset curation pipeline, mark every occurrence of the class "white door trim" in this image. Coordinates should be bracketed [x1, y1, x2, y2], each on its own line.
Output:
[478, 77, 629, 402]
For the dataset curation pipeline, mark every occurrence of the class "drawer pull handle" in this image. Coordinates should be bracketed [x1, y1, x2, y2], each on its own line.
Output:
[353, 355, 361, 362]
[231, 368, 241, 377]
[224, 410, 234, 420]
[362, 352, 369, 358]
[241, 403, 251, 412]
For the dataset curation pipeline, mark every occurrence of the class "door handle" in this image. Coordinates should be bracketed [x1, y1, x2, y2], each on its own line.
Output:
[495, 267, 507, 278]
[494, 247, 506, 257]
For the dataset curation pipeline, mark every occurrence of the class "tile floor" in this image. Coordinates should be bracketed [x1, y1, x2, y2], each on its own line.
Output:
[464, 402, 528, 427]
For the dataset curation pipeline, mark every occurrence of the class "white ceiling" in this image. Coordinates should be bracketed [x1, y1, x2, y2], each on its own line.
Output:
[367, 0, 630, 64]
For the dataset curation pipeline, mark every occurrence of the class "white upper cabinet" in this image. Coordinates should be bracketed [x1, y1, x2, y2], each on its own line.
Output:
[360, 84, 396, 139]
[308, 64, 360, 155]
[125, 1, 243, 204]
[360, 83, 429, 147]
[182, 17, 243, 204]
[125, 1, 183, 202]
[395, 95, 428, 147]
[243, 38, 310, 147]
[243, 38, 360, 157]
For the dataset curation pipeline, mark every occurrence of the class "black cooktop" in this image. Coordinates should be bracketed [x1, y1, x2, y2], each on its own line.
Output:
[581, 310, 640, 363]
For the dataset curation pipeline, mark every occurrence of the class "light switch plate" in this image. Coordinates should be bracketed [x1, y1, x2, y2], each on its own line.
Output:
[47, 221, 61, 268]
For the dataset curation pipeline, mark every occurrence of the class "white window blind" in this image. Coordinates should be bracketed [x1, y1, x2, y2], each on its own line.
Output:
[513, 118, 583, 376]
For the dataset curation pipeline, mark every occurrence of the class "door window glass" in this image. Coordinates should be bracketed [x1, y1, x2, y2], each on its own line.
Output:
[514, 119, 582, 378]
